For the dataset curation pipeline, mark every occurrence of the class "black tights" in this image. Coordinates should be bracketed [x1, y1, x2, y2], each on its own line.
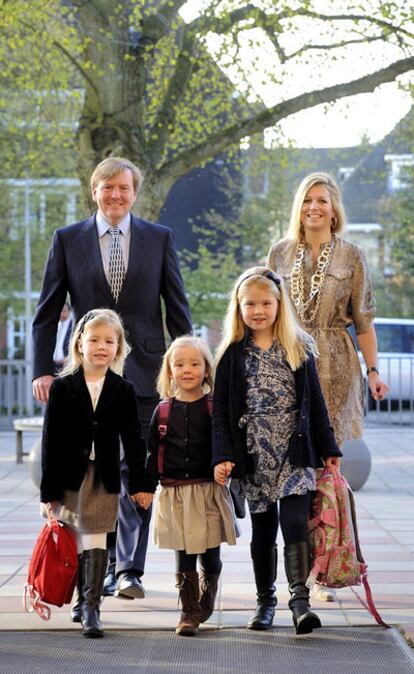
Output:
[175, 546, 222, 575]
[250, 493, 311, 548]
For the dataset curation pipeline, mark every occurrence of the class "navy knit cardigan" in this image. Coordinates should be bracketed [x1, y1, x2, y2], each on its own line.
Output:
[212, 336, 342, 478]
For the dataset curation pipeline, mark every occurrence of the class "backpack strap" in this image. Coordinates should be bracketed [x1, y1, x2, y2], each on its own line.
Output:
[157, 395, 213, 475]
[206, 394, 213, 416]
[157, 399, 173, 474]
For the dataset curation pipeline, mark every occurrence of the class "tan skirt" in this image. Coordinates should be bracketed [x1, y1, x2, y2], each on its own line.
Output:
[41, 462, 118, 534]
[153, 481, 238, 555]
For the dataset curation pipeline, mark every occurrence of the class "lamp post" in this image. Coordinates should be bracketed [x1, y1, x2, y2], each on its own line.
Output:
[24, 178, 33, 416]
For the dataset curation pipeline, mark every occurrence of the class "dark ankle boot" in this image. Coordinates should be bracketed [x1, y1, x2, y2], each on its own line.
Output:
[199, 570, 221, 623]
[284, 541, 322, 635]
[175, 571, 201, 636]
[81, 548, 108, 638]
[70, 554, 84, 623]
[247, 544, 277, 630]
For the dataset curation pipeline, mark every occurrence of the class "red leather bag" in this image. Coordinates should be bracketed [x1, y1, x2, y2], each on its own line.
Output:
[23, 520, 78, 620]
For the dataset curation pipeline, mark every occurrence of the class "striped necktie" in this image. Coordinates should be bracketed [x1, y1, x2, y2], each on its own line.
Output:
[108, 227, 125, 302]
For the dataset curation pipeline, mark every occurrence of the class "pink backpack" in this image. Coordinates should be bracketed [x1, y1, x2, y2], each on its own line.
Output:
[307, 466, 388, 626]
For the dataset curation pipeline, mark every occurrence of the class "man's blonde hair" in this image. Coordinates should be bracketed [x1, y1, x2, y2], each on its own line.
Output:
[62, 308, 130, 376]
[157, 335, 214, 399]
[216, 266, 316, 370]
[90, 157, 143, 193]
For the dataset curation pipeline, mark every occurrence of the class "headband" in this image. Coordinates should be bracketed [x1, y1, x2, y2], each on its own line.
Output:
[237, 270, 281, 292]
[78, 311, 95, 334]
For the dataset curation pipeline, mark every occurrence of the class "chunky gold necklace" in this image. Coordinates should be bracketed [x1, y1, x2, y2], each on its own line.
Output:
[290, 236, 335, 323]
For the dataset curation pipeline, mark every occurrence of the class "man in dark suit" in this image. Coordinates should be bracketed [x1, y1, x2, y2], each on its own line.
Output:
[32, 156, 192, 602]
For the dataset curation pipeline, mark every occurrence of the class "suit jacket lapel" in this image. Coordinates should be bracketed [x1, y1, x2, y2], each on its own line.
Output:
[118, 216, 147, 301]
[95, 369, 118, 417]
[68, 369, 94, 418]
[80, 215, 113, 301]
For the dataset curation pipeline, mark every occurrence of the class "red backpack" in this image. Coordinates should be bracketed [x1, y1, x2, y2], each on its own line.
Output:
[23, 520, 78, 621]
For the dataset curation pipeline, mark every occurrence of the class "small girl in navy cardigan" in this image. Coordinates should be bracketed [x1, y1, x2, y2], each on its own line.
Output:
[212, 267, 342, 635]
[136, 335, 237, 637]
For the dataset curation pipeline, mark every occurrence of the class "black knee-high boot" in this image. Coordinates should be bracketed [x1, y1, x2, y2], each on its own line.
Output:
[70, 554, 84, 623]
[284, 541, 321, 635]
[81, 548, 108, 638]
[247, 544, 277, 630]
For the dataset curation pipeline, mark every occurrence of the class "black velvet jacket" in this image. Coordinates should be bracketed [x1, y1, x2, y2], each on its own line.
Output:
[40, 368, 147, 503]
[212, 337, 342, 478]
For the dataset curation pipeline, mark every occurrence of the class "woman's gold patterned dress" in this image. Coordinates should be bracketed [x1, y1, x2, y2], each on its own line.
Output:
[267, 238, 375, 447]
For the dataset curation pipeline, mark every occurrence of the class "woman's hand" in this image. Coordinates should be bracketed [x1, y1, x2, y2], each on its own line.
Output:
[325, 456, 341, 470]
[368, 371, 389, 401]
[130, 492, 153, 510]
[214, 461, 235, 486]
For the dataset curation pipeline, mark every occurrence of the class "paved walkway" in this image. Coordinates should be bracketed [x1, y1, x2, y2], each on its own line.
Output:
[0, 426, 413, 647]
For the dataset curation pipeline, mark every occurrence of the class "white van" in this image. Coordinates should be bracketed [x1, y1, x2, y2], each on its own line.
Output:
[350, 318, 414, 402]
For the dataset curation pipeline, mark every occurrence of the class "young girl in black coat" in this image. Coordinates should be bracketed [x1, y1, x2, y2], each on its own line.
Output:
[40, 309, 147, 638]
[212, 267, 342, 635]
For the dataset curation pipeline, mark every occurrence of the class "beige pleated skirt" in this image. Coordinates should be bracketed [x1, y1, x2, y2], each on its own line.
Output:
[153, 481, 238, 555]
[41, 461, 118, 534]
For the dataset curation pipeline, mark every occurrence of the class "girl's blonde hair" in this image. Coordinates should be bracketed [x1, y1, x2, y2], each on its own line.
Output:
[286, 172, 346, 242]
[62, 308, 130, 376]
[216, 266, 316, 370]
[157, 335, 214, 399]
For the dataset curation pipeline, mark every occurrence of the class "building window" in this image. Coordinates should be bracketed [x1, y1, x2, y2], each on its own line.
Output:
[384, 154, 414, 192]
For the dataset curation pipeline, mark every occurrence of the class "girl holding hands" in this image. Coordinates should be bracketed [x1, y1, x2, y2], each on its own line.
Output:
[212, 267, 342, 635]
[136, 336, 237, 637]
[40, 309, 148, 638]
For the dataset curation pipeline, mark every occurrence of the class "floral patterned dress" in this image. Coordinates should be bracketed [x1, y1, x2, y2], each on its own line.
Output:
[240, 338, 316, 514]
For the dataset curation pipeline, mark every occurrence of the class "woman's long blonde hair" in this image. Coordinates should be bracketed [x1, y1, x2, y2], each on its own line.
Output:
[215, 267, 316, 370]
[286, 172, 346, 242]
[61, 308, 130, 376]
[156, 335, 215, 399]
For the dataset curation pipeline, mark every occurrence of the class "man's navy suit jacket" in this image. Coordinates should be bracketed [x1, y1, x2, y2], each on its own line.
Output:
[32, 213, 192, 396]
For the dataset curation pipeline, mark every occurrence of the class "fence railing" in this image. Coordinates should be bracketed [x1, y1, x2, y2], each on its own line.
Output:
[364, 354, 414, 426]
[1, 356, 413, 429]
[0, 360, 41, 428]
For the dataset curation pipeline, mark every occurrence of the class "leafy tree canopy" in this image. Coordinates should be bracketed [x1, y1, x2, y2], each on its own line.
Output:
[1, 0, 413, 220]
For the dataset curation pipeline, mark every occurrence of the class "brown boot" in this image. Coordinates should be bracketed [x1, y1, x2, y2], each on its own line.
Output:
[175, 571, 201, 636]
[199, 572, 220, 623]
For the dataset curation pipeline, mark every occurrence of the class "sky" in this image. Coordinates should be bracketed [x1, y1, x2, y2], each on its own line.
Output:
[179, 1, 414, 148]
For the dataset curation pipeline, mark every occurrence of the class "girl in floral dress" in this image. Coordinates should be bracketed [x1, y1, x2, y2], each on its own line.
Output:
[212, 267, 342, 635]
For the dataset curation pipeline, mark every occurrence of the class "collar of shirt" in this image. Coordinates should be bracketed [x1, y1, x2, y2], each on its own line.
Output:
[95, 211, 131, 238]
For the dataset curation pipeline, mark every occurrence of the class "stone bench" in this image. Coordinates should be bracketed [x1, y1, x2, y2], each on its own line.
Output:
[13, 417, 43, 463]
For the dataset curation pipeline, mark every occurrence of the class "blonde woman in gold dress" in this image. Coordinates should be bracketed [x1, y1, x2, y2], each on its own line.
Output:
[267, 172, 389, 601]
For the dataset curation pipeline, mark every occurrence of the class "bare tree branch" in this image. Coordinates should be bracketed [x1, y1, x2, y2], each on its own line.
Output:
[286, 34, 386, 61]
[159, 55, 414, 182]
[186, 4, 414, 45]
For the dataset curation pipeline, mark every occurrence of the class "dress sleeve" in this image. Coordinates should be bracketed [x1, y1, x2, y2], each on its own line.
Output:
[40, 379, 65, 503]
[212, 352, 236, 466]
[351, 246, 376, 335]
